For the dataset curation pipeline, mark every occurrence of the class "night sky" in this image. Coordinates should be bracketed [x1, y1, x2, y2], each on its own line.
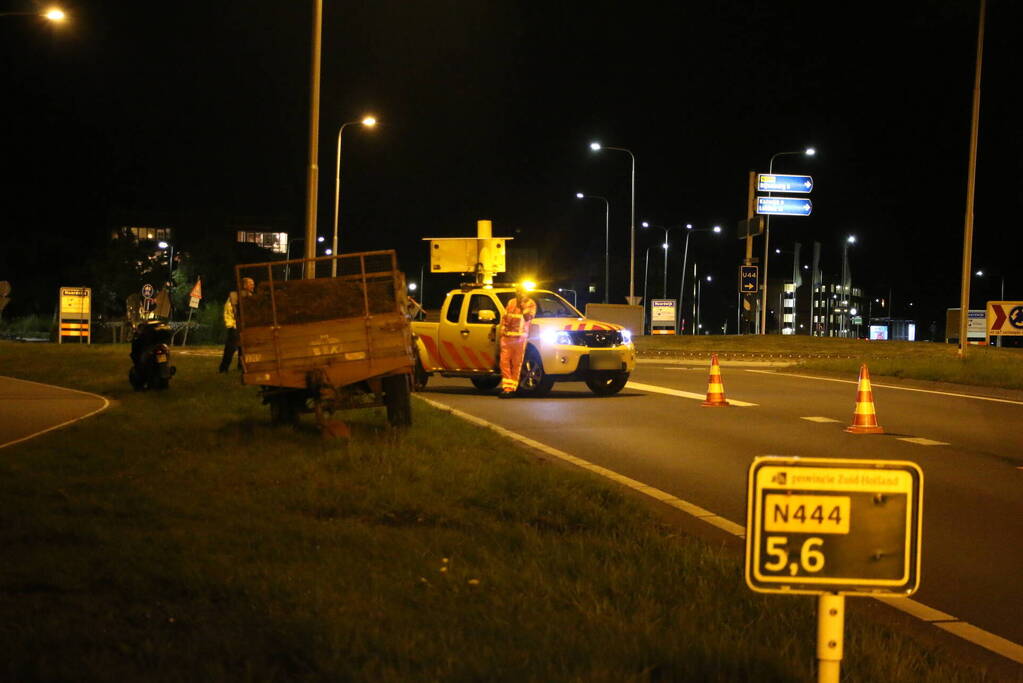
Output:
[2, 1, 1020, 334]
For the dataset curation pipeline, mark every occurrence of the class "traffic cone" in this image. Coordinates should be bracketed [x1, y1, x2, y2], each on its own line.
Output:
[702, 353, 731, 407]
[845, 364, 884, 434]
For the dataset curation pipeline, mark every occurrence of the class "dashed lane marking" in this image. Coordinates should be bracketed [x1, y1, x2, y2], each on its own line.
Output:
[801, 416, 841, 423]
[898, 437, 951, 446]
[415, 393, 1023, 666]
[625, 381, 758, 407]
[746, 369, 1023, 406]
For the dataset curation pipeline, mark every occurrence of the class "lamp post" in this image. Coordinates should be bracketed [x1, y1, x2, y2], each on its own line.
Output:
[590, 142, 637, 304]
[641, 222, 681, 299]
[575, 193, 610, 303]
[840, 235, 856, 337]
[975, 268, 1005, 346]
[697, 273, 713, 334]
[678, 224, 721, 334]
[302, 0, 324, 279]
[761, 147, 815, 334]
[642, 244, 664, 333]
[332, 116, 377, 276]
[157, 241, 174, 278]
[558, 288, 577, 308]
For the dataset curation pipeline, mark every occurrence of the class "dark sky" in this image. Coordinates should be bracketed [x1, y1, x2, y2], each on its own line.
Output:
[2, 1, 1020, 330]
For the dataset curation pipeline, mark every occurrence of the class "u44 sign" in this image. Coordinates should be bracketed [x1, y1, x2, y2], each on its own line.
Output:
[745, 456, 923, 596]
[758, 173, 813, 193]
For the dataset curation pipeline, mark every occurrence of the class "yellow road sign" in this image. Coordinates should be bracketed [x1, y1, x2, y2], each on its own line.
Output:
[986, 301, 1023, 336]
[745, 456, 923, 596]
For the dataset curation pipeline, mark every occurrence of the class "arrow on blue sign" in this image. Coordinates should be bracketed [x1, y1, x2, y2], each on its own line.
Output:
[756, 196, 812, 216]
[757, 173, 813, 193]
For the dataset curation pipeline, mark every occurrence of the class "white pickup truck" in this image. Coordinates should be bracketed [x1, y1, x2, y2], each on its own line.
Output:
[411, 284, 636, 396]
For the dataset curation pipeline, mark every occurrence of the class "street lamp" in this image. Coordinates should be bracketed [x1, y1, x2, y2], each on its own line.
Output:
[975, 268, 1006, 347]
[157, 241, 174, 278]
[841, 235, 856, 337]
[697, 273, 713, 335]
[557, 288, 577, 308]
[590, 142, 637, 304]
[760, 147, 815, 334]
[332, 115, 377, 276]
[641, 222, 682, 299]
[641, 242, 666, 332]
[576, 192, 610, 303]
[680, 224, 721, 334]
[408, 282, 417, 292]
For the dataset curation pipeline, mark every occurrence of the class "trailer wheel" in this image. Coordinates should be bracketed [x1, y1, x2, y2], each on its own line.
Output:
[413, 356, 429, 391]
[383, 375, 412, 427]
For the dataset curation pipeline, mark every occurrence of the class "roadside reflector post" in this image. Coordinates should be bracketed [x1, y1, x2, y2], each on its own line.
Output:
[816, 592, 845, 683]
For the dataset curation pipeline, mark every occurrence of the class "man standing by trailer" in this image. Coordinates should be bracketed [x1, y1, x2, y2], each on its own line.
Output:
[219, 277, 254, 372]
[498, 284, 536, 397]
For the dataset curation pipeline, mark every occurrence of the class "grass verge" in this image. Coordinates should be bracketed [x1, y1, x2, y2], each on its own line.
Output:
[0, 342, 1002, 681]
[635, 335, 1023, 390]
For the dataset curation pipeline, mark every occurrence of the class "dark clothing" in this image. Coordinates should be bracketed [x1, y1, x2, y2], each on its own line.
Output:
[219, 327, 241, 372]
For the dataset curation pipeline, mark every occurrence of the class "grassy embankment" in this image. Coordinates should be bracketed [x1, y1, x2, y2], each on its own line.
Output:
[635, 335, 1023, 390]
[0, 342, 1002, 681]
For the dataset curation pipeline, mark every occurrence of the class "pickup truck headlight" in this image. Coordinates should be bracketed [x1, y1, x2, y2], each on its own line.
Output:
[540, 329, 574, 346]
[621, 329, 633, 344]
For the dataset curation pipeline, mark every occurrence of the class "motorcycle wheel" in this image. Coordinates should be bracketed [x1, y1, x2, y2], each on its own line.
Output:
[128, 367, 145, 391]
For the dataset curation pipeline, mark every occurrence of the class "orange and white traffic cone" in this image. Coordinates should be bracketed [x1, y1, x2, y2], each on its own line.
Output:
[845, 364, 884, 434]
[702, 353, 731, 407]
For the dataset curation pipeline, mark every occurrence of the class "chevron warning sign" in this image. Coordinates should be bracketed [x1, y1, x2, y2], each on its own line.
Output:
[986, 301, 1023, 336]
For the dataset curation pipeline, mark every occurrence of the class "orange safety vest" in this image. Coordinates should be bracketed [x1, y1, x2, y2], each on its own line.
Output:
[501, 296, 536, 338]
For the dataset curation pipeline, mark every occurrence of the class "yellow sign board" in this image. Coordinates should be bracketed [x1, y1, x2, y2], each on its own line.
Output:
[986, 301, 1023, 337]
[745, 456, 922, 596]
[59, 286, 92, 343]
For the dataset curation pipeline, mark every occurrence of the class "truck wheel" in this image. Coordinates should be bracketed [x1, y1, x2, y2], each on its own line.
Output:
[470, 376, 501, 392]
[586, 372, 629, 396]
[518, 346, 554, 397]
[383, 375, 412, 427]
[269, 392, 302, 425]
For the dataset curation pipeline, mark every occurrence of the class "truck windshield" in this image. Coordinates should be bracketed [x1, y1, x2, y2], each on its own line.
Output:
[496, 291, 580, 318]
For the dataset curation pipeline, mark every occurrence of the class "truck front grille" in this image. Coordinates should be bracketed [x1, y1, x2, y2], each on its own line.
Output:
[568, 330, 623, 347]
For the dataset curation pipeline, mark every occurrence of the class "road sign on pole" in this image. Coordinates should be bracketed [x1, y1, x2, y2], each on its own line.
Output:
[756, 197, 813, 216]
[739, 266, 758, 294]
[986, 301, 1023, 337]
[745, 456, 923, 595]
[758, 173, 813, 193]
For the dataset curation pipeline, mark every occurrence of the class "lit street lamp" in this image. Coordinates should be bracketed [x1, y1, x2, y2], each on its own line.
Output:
[590, 142, 637, 304]
[760, 147, 815, 334]
[558, 288, 577, 308]
[642, 222, 682, 299]
[697, 273, 713, 334]
[679, 224, 721, 334]
[575, 192, 610, 303]
[841, 235, 856, 337]
[975, 268, 1006, 347]
[332, 115, 377, 275]
[157, 241, 174, 278]
[0, 7, 66, 21]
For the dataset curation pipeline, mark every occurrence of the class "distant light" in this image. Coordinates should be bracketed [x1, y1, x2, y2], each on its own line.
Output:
[775, 248, 781, 254]
[642, 221, 650, 228]
[685, 224, 693, 230]
[575, 192, 584, 199]
[803, 265, 809, 270]
[662, 242, 669, 250]
[589, 142, 602, 151]
[712, 226, 721, 233]
[408, 283, 417, 291]
[975, 270, 984, 276]
[847, 235, 856, 243]
[706, 275, 712, 281]
[317, 236, 325, 243]
[324, 249, 333, 255]
[850, 308, 858, 316]
[44, 8, 66, 21]
[157, 241, 169, 249]
[805, 147, 816, 156]
[361, 116, 377, 127]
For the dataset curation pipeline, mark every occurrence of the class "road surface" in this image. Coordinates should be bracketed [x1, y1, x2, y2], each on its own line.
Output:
[418, 360, 1023, 660]
[0, 376, 109, 450]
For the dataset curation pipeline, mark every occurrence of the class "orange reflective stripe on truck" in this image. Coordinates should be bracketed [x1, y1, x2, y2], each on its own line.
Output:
[419, 334, 448, 369]
[442, 340, 469, 368]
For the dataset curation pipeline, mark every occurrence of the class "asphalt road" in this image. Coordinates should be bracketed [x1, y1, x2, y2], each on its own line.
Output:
[419, 360, 1023, 652]
[0, 376, 109, 450]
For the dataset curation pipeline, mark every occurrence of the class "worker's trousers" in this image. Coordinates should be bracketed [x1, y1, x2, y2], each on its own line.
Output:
[499, 336, 527, 392]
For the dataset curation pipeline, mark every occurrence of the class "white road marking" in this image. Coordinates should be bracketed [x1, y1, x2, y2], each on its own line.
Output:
[0, 376, 111, 450]
[625, 381, 758, 407]
[898, 437, 950, 446]
[416, 393, 1023, 666]
[746, 369, 1023, 406]
[801, 416, 841, 423]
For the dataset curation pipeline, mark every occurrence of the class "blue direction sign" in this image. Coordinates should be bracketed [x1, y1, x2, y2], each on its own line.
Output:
[756, 196, 812, 216]
[758, 173, 813, 193]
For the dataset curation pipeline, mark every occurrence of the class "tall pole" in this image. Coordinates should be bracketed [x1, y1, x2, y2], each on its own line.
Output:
[679, 230, 691, 333]
[303, 0, 323, 280]
[332, 122, 352, 277]
[691, 262, 697, 335]
[958, 0, 986, 358]
[643, 247, 650, 332]
[603, 199, 610, 303]
[760, 156, 776, 335]
[629, 153, 636, 303]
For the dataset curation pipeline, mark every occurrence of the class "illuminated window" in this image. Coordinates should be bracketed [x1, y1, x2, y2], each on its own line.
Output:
[236, 231, 288, 254]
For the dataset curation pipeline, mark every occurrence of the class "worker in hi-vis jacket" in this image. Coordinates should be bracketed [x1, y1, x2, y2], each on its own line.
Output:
[498, 284, 536, 397]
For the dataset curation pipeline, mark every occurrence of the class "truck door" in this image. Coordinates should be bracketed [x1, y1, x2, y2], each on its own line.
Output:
[437, 293, 468, 369]
[462, 292, 501, 370]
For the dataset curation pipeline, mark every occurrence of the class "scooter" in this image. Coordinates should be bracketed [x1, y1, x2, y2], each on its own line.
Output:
[128, 293, 176, 391]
